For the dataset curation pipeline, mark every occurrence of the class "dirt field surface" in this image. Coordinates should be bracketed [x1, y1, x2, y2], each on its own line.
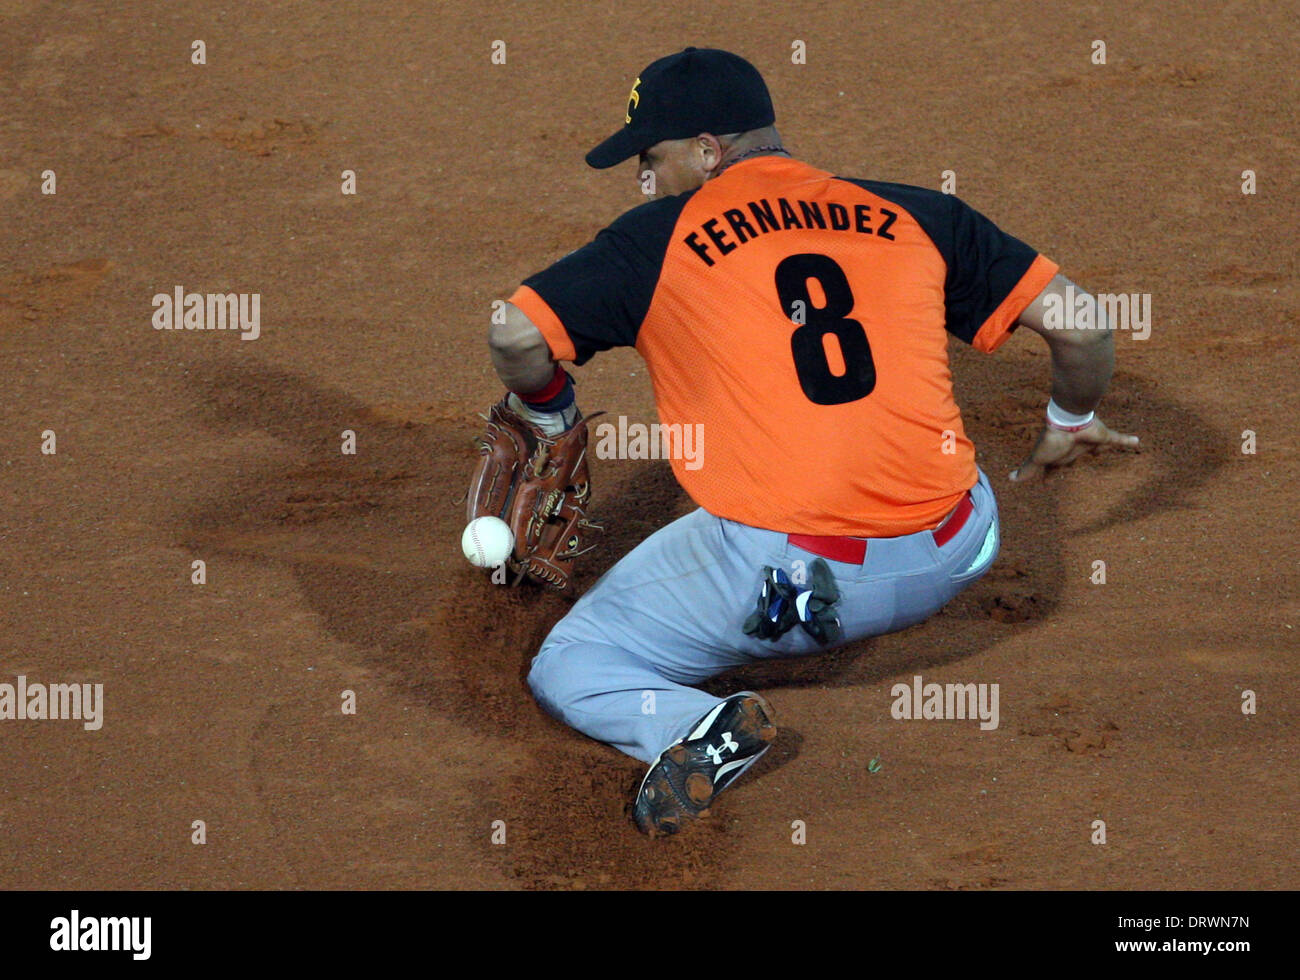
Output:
[1, 0, 1295, 891]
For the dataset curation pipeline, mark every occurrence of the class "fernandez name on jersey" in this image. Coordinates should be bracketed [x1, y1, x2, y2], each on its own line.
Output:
[683, 196, 899, 267]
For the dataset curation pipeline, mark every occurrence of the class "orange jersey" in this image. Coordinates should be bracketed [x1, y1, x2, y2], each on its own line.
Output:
[509, 156, 1058, 536]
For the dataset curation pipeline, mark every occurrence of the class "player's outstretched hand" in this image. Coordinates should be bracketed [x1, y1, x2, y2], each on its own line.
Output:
[1009, 417, 1140, 483]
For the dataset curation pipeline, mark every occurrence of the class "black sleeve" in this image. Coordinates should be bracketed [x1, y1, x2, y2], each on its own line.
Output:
[940, 194, 1043, 344]
[521, 191, 694, 365]
[837, 179, 1043, 345]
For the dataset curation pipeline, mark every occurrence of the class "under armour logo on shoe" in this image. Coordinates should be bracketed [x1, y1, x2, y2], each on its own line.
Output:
[706, 732, 739, 764]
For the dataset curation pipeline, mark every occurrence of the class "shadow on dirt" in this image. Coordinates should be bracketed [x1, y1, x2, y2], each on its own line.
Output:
[180, 346, 1220, 888]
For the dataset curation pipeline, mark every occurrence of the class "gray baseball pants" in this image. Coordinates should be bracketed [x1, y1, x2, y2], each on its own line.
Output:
[528, 469, 1000, 764]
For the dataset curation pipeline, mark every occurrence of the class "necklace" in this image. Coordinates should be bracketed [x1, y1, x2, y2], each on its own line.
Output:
[716, 144, 790, 176]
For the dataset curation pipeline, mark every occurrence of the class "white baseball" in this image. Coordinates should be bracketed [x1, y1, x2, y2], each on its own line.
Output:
[462, 516, 514, 569]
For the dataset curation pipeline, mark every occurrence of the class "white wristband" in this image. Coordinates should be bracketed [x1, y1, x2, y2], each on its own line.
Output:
[1046, 398, 1095, 432]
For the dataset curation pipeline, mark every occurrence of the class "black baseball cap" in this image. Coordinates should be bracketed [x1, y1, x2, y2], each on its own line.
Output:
[585, 47, 775, 169]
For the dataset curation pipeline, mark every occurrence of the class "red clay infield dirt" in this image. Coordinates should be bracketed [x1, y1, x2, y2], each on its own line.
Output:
[0, 0, 1295, 890]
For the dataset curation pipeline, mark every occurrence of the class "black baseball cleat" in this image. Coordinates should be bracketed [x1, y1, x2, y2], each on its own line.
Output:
[633, 692, 777, 837]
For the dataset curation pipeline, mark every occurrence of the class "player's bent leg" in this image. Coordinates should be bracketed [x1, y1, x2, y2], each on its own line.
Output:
[527, 641, 718, 764]
[528, 644, 781, 837]
[527, 507, 765, 765]
[527, 470, 1001, 835]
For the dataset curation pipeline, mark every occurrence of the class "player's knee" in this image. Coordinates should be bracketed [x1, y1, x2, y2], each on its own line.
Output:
[526, 640, 570, 716]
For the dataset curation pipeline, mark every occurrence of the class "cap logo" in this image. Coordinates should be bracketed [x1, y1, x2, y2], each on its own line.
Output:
[625, 76, 641, 125]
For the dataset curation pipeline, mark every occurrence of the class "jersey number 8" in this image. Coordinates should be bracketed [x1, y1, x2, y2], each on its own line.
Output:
[775, 253, 876, 406]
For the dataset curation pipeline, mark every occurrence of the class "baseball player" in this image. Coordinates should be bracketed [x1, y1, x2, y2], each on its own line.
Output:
[474, 47, 1139, 836]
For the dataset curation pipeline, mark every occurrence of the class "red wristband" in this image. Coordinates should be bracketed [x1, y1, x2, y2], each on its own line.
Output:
[514, 364, 567, 405]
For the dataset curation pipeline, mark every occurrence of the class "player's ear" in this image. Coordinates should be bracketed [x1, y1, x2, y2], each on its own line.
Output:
[697, 133, 723, 172]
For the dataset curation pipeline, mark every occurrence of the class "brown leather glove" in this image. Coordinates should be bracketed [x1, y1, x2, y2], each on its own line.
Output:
[466, 395, 603, 590]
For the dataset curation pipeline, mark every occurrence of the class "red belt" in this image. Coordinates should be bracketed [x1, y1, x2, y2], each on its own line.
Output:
[787, 491, 975, 565]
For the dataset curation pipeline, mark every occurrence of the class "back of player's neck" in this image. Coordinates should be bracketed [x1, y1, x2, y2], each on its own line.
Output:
[715, 144, 790, 177]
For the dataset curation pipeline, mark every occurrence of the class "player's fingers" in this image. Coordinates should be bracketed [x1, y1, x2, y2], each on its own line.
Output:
[1100, 427, 1141, 449]
[1010, 429, 1066, 482]
[1080, 419, 1139, 449]
[1011, 423, 1138, 482]
[1009, 439, 1047, 482]
[1009, 450, 1052, 482]
[1009, 461, 1037, 483]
